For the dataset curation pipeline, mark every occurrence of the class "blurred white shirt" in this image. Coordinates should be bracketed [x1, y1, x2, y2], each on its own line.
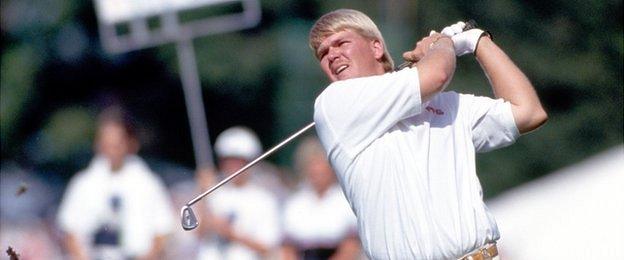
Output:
[282, 184, 357, 250]
[57, 155, 175, 258]
[198, 183, 280, 260]
[314, 68, 519, 259]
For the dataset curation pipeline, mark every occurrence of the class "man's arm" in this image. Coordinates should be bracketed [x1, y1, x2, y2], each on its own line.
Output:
[230, 233, 272, 256]
[475, 37, 548, 134]
[63, 233, 89, 260]
[402, 34, 457, 102]
[212, 219, 271, 255]
[331, 236, 361, 260]
[137, 235, 167, 260]
[280, 244, 299, 260]
[205, 204, 275, 256]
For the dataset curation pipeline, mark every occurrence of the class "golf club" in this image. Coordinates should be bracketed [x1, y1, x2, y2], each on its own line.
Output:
[181, 122, 316, 230]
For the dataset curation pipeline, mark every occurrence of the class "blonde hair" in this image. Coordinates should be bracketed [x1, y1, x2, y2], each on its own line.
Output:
[309, 9, 394, 72]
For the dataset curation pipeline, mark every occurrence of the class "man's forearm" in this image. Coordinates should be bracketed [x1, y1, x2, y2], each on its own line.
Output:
[332, 237, 361, 259]
[138, 235, 166, 260]
[64, 233, 89, 260]
[231, 234, 271, 256]
[280, 245, 298, 260]
[475, 37, 547, 133]
[415, 37, 457, 101]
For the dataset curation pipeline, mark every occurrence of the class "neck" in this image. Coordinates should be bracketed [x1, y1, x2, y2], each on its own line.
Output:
[314, 185, 331, 198]
[110, 164, 122, 173]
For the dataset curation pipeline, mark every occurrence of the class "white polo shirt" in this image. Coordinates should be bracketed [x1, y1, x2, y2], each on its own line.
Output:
[313, 68, 519, 259]
[57, 156, 175, 258]
[199, 183, 280, 260]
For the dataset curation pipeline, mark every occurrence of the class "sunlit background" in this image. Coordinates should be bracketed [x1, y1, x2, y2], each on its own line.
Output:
[1, 0, 622, 259]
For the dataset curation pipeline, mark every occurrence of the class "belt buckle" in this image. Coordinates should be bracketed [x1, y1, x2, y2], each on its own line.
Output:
[480, 247, 491, 259]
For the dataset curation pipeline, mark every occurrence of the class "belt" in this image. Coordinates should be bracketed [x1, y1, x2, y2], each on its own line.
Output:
[458, 243, 498, 260]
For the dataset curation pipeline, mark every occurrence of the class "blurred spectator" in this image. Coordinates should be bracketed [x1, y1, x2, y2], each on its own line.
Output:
[249, 160, 293, 205]
[196, 126, 281, 260]
[281, 136, 360, 259]
[56, 106, 175, 260]
[281, 136, 360, 260]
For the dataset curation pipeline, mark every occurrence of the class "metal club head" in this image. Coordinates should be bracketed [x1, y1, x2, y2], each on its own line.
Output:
[181, 205, 198, 231]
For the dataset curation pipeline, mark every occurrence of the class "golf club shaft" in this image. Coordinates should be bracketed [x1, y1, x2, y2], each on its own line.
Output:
[186, 122, 316, 206]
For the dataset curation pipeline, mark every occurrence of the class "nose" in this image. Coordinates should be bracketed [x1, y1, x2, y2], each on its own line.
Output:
[327, 47, 340, 62]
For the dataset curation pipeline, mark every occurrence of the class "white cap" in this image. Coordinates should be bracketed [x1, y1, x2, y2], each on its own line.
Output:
[214, 126, 262, 161]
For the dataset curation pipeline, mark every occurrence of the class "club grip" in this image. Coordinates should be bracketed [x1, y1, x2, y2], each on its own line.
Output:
[464, 19, 478, 31]
[395, 19, 478, 71]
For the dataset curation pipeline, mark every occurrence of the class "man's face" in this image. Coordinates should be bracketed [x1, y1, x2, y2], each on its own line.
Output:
[219, 157, 249, 186]
[96, 122, 134, 172]
[305, 153, 335, 195]
[317, 29, 385, 82]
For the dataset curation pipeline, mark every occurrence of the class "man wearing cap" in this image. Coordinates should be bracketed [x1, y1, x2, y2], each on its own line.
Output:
[196, 126, 281, 260]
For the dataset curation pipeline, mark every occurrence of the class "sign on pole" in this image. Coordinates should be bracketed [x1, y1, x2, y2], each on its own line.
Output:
[94, 0, 261, 52]
[94, 0, 262, 168]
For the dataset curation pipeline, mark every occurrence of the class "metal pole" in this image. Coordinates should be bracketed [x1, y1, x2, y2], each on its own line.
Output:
[176, 39, 214, 168]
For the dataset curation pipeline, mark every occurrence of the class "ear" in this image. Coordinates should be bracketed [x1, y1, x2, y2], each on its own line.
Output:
[371, 39, 384, 60]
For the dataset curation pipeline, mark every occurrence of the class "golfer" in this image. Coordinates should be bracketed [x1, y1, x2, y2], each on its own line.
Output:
[310, 9, 547, 259]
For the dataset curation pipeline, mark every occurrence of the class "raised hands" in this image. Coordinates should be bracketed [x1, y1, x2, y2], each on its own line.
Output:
[402, 32, 452, 64]
[440, 21, 491, 56]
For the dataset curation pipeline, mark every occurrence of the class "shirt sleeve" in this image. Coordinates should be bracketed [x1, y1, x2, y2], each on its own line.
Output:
[314, 68, 422, 157]
[459, 94, 520, 153]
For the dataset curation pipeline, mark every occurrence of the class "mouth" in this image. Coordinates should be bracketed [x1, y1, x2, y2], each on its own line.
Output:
[334, 65, 348, 75]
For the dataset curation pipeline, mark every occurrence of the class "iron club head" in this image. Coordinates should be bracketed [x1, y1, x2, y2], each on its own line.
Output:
[181, 205, 198, 231]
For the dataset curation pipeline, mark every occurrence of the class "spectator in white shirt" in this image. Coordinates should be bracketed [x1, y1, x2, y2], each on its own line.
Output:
[196, 126, 280, 260]
[57, 106, 174, 260]
[281, 135, 360, 260]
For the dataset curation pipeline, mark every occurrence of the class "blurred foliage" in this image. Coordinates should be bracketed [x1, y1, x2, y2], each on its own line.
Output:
[1, 45, 41, 151]
[0, 0, 622, 197]
[25, 106, 95, 166]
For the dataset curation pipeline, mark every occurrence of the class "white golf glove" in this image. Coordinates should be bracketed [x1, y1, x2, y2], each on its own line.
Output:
[440, 21, 490, 56]
[441, 21, 466, 37]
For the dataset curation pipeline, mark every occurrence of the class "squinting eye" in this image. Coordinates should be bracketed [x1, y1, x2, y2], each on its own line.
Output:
[320, 51, 327, 58]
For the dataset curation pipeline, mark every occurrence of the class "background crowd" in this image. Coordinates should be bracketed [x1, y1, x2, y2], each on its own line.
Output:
[3, 105, 361, 259]
[1, 0, 622, 259]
